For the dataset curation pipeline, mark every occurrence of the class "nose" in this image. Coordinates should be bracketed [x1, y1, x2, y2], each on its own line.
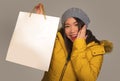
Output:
[70, 26, 76, 33]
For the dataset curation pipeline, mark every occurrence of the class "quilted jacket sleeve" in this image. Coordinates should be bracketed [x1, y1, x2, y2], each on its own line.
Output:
[71, 38, 105, 81]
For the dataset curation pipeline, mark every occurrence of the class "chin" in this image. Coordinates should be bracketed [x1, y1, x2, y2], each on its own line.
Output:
[70, 39, 75, 42]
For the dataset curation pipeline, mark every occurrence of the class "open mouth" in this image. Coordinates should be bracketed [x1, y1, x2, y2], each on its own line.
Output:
[71, 36, 77, 41]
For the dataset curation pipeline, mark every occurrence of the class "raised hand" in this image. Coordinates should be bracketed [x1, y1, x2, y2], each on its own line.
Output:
[77, 25, 87, 39]
[35, 3, 44, 14]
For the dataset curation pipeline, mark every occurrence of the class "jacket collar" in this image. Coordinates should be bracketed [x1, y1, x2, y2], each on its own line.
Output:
[57, 32, 113, 54]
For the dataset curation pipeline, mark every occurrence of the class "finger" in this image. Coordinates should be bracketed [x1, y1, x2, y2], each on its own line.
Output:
[85, 35, 88, 39]
[81, 25, 86, 36]
[35, 3, 41, 9]
[35, 3, 44, 14]
[77, 25, 87, 39]
[77, 29, 81, 38]
[82, 25, 86, 32]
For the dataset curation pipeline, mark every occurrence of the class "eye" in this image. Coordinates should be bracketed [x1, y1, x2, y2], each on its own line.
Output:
[65, 25, 70, 28]
[74, 23, 78, 27]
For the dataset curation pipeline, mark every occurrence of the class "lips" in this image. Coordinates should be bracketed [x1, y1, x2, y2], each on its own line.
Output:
[70, 35, 77, 41]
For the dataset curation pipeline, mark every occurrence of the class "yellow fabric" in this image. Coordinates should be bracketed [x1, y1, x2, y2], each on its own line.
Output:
[42, 32, 105, 81]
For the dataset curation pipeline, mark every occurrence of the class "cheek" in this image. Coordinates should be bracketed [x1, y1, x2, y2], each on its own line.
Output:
[75, 27, 79, 32]
[65, 29, 68, 34]
[65, 28, 70, 37]
[65, 28, 70, 35]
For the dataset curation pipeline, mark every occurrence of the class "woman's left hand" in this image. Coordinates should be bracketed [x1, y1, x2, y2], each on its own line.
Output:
[77, 25, 87, 39]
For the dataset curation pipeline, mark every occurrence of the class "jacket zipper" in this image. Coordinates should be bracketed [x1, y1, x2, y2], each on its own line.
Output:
[59, 60, 69, 81]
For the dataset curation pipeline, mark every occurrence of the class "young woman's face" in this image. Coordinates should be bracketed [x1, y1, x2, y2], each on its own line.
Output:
[64, 17, 79, 42]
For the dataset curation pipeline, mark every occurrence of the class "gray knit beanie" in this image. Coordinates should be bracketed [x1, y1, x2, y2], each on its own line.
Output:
[61, 8, 90, 27]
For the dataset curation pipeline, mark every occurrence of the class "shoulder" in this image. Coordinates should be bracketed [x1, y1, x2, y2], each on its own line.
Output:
[53, 32, 68, 54]
[55, 32, 64, 42]
[54, 32, 64, 48]
[87, 42, 105, 55]
[87, 40, 113, 55]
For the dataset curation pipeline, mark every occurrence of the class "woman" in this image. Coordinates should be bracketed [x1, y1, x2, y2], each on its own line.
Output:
[35, 4, 113, 81]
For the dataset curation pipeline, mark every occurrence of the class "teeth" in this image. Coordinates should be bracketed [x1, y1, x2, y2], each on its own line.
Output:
[71, 35, 77, 37]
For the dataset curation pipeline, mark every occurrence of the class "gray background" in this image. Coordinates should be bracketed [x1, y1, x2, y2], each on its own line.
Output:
[0, 0, 119, 81]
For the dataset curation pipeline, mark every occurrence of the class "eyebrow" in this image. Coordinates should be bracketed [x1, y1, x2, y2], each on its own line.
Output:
[65, 21, 78, 25]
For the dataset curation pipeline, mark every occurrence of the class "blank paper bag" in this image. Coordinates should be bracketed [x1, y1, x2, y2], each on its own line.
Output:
[6, 11, 60, 71]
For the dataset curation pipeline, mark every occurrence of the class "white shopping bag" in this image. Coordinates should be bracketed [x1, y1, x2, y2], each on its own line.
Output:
[6, 11, 60, 71]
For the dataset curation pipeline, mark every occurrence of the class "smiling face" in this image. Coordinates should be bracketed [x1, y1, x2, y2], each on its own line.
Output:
[64, 17, 79, 42]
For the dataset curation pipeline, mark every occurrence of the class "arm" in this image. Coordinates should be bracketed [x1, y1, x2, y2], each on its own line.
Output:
[71, 25, 105, 81]
[71, 38, 105, 81]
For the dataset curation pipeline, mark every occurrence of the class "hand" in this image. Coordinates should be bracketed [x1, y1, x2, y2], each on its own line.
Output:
[77, 25, 87, 39]
[35, 3, 44, 14]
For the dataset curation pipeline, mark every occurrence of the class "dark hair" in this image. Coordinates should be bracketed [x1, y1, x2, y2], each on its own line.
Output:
[59, 17, 100, 60]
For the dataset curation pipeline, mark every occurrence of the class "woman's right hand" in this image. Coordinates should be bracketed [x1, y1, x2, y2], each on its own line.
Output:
[35, 3, 44, 14]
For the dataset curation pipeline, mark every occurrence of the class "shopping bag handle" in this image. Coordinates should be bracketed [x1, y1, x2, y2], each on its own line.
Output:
[29, 3, 46, 19]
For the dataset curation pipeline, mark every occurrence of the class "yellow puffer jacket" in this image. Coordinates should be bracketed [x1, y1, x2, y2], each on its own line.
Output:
[42, 32, 113, 81]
